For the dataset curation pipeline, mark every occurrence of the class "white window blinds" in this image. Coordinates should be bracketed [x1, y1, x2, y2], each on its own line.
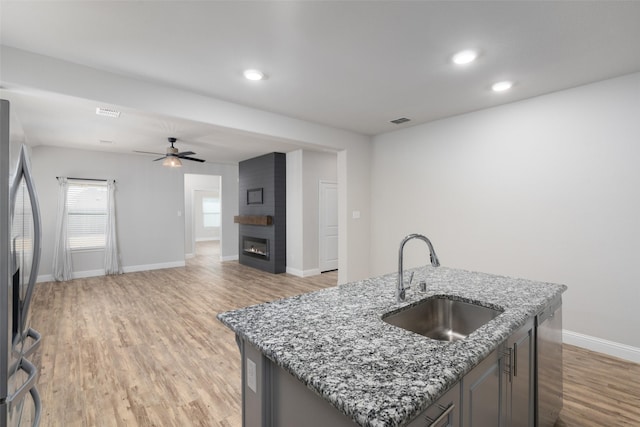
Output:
[66, 181, 108, 250]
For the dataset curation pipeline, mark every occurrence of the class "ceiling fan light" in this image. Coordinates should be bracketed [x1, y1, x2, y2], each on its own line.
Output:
[163, 156, 182, 168]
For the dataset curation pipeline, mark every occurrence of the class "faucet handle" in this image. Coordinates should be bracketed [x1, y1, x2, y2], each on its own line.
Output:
[408, 271, 414, 286]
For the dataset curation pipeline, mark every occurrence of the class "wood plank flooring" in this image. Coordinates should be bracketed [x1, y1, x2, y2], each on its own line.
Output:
[556, 344, 640, 426]
[29, 242, 640, 426]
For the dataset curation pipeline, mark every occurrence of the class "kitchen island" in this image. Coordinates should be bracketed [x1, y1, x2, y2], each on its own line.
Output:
[217, 266, 567, 427]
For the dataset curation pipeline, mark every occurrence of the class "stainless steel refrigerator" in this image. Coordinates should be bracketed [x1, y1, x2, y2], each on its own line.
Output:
[1, 99, 42, 426]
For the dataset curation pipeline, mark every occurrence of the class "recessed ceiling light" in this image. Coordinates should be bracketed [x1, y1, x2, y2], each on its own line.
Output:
[96, 107, 120, 118]
[244, 69, 265, 81]
[452, 50, 478, 65]
[492, 81, 513, 92]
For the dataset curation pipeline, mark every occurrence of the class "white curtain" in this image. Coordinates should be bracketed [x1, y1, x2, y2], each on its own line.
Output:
[104, 179, 122, 275]
[52, 177, 73, 281]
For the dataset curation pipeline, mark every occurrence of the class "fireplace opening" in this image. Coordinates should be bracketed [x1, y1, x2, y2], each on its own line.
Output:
[242, 236, 270, 260]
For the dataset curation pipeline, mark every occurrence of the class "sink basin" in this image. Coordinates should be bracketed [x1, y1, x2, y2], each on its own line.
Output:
[383, 297, 503, 342]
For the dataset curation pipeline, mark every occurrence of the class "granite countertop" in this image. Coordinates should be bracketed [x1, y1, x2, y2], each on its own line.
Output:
[217, 266, 567, 427]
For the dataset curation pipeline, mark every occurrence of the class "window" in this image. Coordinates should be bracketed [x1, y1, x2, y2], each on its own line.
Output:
[66, 182, 108, 250]
[202, 197, 220, 228]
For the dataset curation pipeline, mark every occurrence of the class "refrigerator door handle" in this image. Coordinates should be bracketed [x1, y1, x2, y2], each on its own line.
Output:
[30, 381, 42, 426]
[6, 357, 38, 412]
[21, 327, 42, 359]
[9, 145, 43, 333]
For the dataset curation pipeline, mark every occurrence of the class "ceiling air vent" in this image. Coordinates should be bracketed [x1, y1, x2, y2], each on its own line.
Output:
[390, 117, 410, 124]
[96, 107, 121, 118]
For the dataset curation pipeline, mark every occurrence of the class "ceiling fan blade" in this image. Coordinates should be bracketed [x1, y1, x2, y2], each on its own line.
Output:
[153, 156, 167, 161]
[134, 150, 165, 155]
[177, 151, 195, 156]
[180, 156, 206, 163]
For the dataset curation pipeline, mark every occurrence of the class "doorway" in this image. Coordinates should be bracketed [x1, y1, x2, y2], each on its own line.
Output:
[193, 189, 220, 254]
[184, 174, 221, 259]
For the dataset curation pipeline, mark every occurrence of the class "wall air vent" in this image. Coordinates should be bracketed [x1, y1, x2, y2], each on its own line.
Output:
[96, 107, 121, 118]
[390, 117, 410, 124]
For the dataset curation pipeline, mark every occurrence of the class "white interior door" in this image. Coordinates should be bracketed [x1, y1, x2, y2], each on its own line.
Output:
[319, 181, 338, 272]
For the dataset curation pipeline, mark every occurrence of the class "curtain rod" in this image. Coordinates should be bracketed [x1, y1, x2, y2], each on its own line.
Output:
[56, 177, 115, 182]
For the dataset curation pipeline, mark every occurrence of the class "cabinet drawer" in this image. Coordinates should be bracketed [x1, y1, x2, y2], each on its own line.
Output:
[407, 383, 460, 427]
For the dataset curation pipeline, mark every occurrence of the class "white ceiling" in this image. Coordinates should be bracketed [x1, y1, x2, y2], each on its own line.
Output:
[1, 1, 640, 162]
[2, 87, 314, 164]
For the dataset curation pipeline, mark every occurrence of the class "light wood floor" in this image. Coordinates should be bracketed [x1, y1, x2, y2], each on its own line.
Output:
[30, 242, 640, 426]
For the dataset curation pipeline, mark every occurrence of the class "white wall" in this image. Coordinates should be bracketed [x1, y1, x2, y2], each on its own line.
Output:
[302, 151, 337, 271]
[2, 46, 372, 284]
[286, 150, 337, 276]
[371, 73, 640, 351]
[338, 144, 371, 283]
[32, 145, 238, 279]
[286, 150, 304, 274]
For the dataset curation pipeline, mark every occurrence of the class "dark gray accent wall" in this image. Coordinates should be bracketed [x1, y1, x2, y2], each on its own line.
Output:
[238, 153, 286, 273]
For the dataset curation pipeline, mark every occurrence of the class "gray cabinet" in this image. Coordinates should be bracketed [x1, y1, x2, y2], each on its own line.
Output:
[239, 339, 357, 427]
[506, 318, 535, 427]
[462, 347, 504, 427]
[407, 383, 460, 427]
[462, 318, 534, 427]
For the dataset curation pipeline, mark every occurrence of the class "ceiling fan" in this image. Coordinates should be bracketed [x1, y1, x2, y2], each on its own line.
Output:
[136, 137, 205, 167]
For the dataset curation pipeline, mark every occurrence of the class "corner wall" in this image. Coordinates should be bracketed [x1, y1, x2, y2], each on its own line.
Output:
[286, 150, 337, 277]
[370, 72, 640, 353]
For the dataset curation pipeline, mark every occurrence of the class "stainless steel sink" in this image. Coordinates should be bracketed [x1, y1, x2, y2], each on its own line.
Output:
[382, 297, 503, 342]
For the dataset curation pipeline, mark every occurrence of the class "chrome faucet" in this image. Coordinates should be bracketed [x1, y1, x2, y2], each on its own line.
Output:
[397, 234, 440, 302]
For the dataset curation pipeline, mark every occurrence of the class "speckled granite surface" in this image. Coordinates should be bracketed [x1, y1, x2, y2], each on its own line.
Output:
[217, 266, 567, 427]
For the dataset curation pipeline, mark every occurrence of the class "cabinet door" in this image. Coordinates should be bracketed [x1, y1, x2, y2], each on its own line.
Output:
[507, 319, 534, 427]
[407, 383, 460, 427]
[462, 349, 504, 427]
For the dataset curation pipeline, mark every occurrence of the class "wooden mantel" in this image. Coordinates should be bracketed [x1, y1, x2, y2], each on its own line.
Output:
[234, 215, 273, 226]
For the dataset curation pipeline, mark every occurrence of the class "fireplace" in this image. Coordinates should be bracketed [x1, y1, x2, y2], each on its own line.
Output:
[242, 236, 269, 260]
[238, 152, 286, 274]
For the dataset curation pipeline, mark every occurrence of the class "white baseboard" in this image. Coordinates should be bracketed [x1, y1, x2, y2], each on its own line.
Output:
[185, 253, 195, 259]
[221, 254, 239, 262]
[563, 329, 640, 364]
[37, 274, 54, 283]
[37, 269, 104, 282]
[36, 260, 186, 283]
[286, 267, 321, 278]
[123, 261, 186, 273]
